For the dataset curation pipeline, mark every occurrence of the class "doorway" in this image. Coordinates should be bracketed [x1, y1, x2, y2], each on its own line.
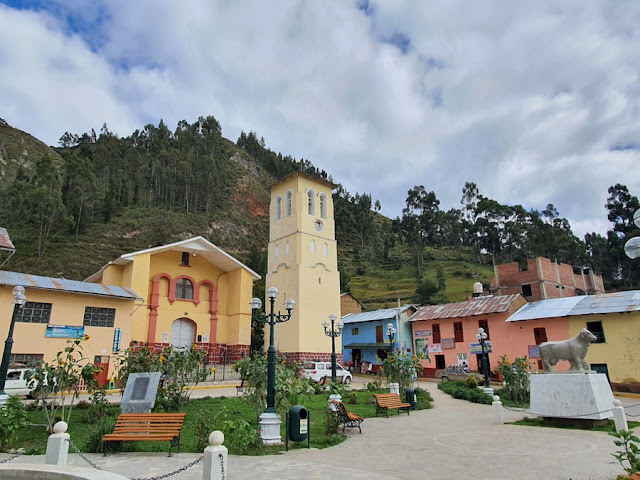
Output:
[171, 318, 196, 350]
[435, 354, 445, 369]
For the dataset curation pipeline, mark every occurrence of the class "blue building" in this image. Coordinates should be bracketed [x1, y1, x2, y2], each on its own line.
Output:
[341, 305, 416, 373]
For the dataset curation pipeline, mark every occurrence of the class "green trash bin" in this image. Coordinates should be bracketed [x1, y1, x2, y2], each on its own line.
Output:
[288, 405, 308, 442]
[406, 388, 416, 409]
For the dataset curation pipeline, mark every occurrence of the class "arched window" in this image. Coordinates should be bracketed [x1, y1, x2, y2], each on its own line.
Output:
[285, 190, 292, 216]
[323, 243, 329, 256]
[275, 244, 280, 257]
[307, 189, 315, 215]
[275, 195, 282, 220]
[311, 240, 316, 254]
[285, 242, 290, 254]
[175, 278, 194, 300]
[319, 193, 327, 219]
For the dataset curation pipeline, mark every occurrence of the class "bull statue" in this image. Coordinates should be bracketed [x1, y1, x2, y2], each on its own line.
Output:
[539, 328, 598, 373]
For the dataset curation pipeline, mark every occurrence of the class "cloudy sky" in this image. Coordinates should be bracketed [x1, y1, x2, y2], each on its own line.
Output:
[1, 1, 638, 238]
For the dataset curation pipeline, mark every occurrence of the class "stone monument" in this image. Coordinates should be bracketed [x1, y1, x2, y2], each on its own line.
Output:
[530, 329, 614, 426]
[121, 372, 161, 413]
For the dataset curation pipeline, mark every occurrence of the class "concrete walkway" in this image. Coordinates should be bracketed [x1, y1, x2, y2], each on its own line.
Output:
[4, 378, 636, 480]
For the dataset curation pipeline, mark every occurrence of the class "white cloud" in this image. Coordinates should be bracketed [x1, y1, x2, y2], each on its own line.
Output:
[0, 1, 638, 240]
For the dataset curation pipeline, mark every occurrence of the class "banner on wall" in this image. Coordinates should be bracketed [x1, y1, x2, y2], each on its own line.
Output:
[429, 344, 442, 353]
[415, 338, 429, 356]
[469, 341, 492, 354]
[414, 329, 432, 337]
[45, 325, 85, 338]
[441, 338, 455, 349]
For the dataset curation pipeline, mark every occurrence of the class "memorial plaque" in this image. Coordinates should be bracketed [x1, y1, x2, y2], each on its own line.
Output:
[121, 372, 161, 413]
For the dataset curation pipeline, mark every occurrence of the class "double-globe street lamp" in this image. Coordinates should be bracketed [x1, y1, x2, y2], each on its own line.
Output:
[476, 327, 494, 395]
[250, 287, 295, 444]
[386, 323, 397, 356]
[0, 286, 27, 404]
[322, 313, 343, 383]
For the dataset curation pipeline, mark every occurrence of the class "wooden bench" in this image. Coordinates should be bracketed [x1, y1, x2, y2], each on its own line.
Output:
[331, 400, 363, 433]
[374, 393, 411, 417]
[236, 376, 246, 395]
[102, 412, 186, 456]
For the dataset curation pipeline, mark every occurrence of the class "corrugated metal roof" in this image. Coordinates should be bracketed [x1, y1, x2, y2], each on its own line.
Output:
[506, 290, 640, 322]
[409, 294, 523, 321]
[506, 296, 584, 322]
[342, 305, 415, 324]
[567, 290, 640, 316]
[0, 228, 15, 250]
[0, 271, 141, 300]
[343, 342, 390, 349]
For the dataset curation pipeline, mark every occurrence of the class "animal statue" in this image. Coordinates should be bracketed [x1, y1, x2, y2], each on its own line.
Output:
[539, 328, 598, 373]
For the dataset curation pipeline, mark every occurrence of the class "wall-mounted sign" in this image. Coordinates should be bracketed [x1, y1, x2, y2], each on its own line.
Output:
[112, 328, 122, 353]
[45, 325, 84, 338]
[528, 345, 541, 358]
[415, 338, 429, 356]
[414, 329, 432, 337]
[429, 344, 442, 353]
[161, 332, 169, 343]
[441, 338, 455, 349]
[469, 341, 492, 354]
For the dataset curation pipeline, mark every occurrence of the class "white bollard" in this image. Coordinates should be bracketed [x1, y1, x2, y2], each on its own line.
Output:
[45, 421, 70, 465]
[492, 395, 504, 424]
[203, 430, 228, 480]
[612, 399, 628, 432]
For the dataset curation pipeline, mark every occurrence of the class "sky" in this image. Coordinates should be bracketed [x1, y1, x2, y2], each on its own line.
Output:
[1, 1, 639, 239]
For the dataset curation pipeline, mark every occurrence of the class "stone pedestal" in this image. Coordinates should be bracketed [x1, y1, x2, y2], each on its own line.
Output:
[530, 373, 614, 421]
[259, 412, 282, 445]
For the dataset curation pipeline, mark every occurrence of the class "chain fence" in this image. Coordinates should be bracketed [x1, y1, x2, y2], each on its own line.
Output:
[219, 453, 226, 480]
[0, 439, 48, 464]
[501, 404, 614, 418]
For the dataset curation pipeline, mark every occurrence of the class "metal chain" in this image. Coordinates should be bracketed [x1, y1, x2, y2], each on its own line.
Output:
[219, 453, 226, 480]
[502, 404, 613, 418]
[622, 402, 640, 409]
[68, 439, 103, 471]
[129, 455, 204, 480]
[625, 411, 640, 417]
[0, 439, 48, 464]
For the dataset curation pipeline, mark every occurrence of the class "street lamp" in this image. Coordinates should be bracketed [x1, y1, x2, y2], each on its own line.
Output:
[250, 287, 295, 444]
[0, 286, 27, 404]
[386, 322, 396, 356]
[322, 313, 343, 383]
[476, 327, 493, 395]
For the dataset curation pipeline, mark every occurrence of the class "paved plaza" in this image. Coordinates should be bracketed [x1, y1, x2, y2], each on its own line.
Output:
[2, 378, 637, 480]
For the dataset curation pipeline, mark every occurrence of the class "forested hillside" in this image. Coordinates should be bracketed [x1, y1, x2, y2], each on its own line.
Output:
[0, 116, 638, 312]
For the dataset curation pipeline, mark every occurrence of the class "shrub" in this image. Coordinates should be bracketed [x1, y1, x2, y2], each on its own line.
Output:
[465, 375, 478, 390]
[84, 416, 118, 454]
[494, 353, 530, 405]
[325, 406, 339, 435]
[414, 387, 434, 410]
[0, 396, 28, 451]
[610, 429, 640, 476]
[347, 391, 358, 405]
[438, 381, 492, 405]
[194, 411, 215, 452]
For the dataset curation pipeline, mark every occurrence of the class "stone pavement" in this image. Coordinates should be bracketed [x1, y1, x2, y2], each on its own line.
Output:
[5, 378, 638, 480]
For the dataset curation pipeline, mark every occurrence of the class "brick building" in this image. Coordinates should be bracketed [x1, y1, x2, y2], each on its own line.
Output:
[340, 292, 363, 316]
[490, 257, 605, 301]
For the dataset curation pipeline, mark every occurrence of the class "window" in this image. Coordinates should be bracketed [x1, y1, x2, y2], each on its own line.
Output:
[311, 240, 316, 254]
[84, 307, 115, 327]
[275, 244, 280, 257]
[285, 190, 292, 216]
[307, 189, 315, 215]
[586, 321, 606, 343]
[432, 324, 441, 343]
[521, 284, 533, 297]
[323, 243, 328, 256]
[13, 302, 51, 324]
[534, 327, 547, 345]
[285, 242, 290, 254]
[275, 195, 282, 220]
[454, 322, 464, 342]
[352, 327, 359, 336]
[10, 353, 43, 366]
[181, 252, 190, 266]
[478, 319, 490, 340]
[175, 278, 194, 300]
[319, 193, 327, 219]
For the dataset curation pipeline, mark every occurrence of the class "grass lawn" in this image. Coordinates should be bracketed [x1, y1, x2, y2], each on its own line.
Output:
[508, 417, 640, 433]
[9, 387, 427, 455]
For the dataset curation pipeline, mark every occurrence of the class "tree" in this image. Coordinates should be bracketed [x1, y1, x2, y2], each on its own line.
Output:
[414, 278, 440, 304]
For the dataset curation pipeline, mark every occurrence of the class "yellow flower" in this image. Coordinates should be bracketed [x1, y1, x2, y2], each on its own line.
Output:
[389, 356, 396, 362]
[83, 334, 91, 341]
[159, 356, 165, 363]
[412, 354, 417, 361]
[210, 367, 216, 373]
[192, 344, 196, 350]
[59, 360, 66, 366]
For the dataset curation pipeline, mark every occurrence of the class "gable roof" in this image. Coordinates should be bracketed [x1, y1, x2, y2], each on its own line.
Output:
[85, 236, 261, 282]
[409, 294, 524, 322]
[342, 305, 416, 324]
[270, 171, 335, 190]
[507, 290, 640, 322]
[0, 270, 141, 300]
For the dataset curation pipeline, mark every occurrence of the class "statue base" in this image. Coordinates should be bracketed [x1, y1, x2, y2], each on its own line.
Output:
[259, 412, 282, 445]
[530, 373, 614, 421]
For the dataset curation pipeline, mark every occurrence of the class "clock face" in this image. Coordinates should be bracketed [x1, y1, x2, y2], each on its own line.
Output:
[314, 219, 324, 231]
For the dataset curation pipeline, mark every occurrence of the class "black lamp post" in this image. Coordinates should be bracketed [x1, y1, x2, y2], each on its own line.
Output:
[322, 313, 343, 383]
[476, 327, 493, 395]
[250, 287, 295, 415]
[0, 286, 27, 403]
[386, 322, 396, 356]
